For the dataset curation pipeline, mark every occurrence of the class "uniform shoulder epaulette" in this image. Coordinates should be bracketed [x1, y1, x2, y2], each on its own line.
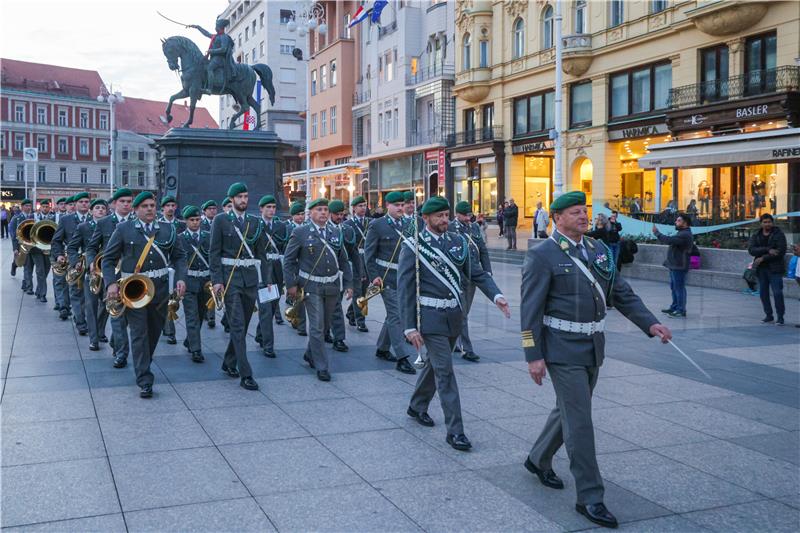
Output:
[445, 232, 468, 264]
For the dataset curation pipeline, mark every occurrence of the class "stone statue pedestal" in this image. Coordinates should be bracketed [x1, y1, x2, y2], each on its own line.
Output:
[155, 128, 295, 216]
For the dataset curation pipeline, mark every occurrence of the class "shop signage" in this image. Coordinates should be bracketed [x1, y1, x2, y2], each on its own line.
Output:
[511, 140, 554, 154]
[438, 149, 445, 186]
[425, 149, 438, 161]
[608, 124, 668, 140]
[772, 147, 800, 159]
[0, 188, 27, 201]
[669, 99, 786, 132]
[736, 104, 769, 118]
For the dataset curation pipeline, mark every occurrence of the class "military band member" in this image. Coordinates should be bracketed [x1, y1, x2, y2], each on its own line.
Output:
[10, 199, 35, 294]
[200, 200, 218, 232]
[449, 201, 493, 363]
[255, 194, 289, 358]
[521, 191, 672, 529]
[29, 199, 55, 304]
[88, 188, 135, 368]
[159, 195, 185, 344]
[103, 192, 187, 398]
[219, 197, 234, 333]
[52, 192, 91, 328]
[344, 196, 370, 332]
[325, 200, 351, 352]
[68, 198, 109, 350]
[402, 191, 416, 221]
[364, 191, 416, 374]
[283, 198, 352, 381]
[65, 196, 76, 215]
[209, 182, 273, 391]
[400, 196, 510, 451]
[222, 197, 232, 214]
[179, 205, 210, 363]
[285, 201, 308, 336]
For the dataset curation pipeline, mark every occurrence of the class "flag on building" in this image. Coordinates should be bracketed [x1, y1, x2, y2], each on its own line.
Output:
[349, 1, 388, 28]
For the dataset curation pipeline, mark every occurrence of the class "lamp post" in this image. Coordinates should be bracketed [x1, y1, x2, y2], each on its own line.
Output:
[288, 1, 327, 200]
[97, 90, 124, 197]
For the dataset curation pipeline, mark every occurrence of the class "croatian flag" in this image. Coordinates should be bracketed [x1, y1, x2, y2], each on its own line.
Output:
[243, 80, 262, 131]
[349, 1, 387, 28]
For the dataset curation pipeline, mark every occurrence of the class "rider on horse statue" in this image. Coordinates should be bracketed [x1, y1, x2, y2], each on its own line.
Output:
[189, 17, 237, 94]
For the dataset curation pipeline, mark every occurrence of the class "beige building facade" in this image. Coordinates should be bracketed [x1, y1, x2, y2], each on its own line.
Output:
[451, 0, 800, 228]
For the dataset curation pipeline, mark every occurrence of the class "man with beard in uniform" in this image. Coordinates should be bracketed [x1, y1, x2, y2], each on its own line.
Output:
[344, 196, 370, 332]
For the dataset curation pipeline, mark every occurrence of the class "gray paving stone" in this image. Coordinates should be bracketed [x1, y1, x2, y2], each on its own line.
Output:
[654, 439, 799, 498]
[0, 458, 120, 527]
[319, 428, 464, 481]
[261, 374, 350, 403]
[594, 377, 679, 406]
[598, 449, 761, 513]
[125, 497, 276, 532]
[620, 373, 738, 400]
[171, 379, 272, 410]
[110, 447, 248, 512]
[454, 362, 530, 388]
[614, 514, 711, 532]
[598, 357, 661, 378]
[92, 385, 188, 418]
[257, 483, 421, 533]
[458, 386, 543, 419]
[702, 394, 800, 431]
[728, 430, 800, 465]
[2, 418, 105, 466]
[684, 499, 800, 533]
[193, 404, 309, 445]
[592, 406, 714, 448]
[2, 373, 88, 394]
[99, 410, 212, 456]
[2, 513, 127, 532]
[0, 389, 96, 425]
[5, 359, 84, 378]
[357, 390, 481, 427]
[219, 437, 361, 495]
[330, 369, 413, 397]
[279, 397, 397, 436]
[776, 493, 800, 510]
[375, 471, 562, 532]
[638, 401, 786, 439]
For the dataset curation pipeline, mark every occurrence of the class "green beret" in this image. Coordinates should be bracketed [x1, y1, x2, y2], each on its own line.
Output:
[289, 202, 305, 216]
[550, 191, 586, 212]
[455, 201, 471, 215]
[112, 188, 133, 201]
[21, 198, 32, 206]
[350, 195, 366, 207]
[307, 197, 329, 210]
[73, 192, 90, 202]
[56, 197, 68, 204]
[160, 195, 177, 207]
[65, 196, 75, 204]
[40, 199, 51, 206]
[222, 197, 232, 207]
[403, 191, 415, 202]
[227, 182, 248, 198]
[385, 191, 404, 204]
[258, 195, 277, 207]
[132, 191, 155, 208]
[90, 198, 108, 209]
[182, 205, 201, 219]
[328, 199, 345, 213]
[421, 196, 450, 215]
[201, 200, 217, 211]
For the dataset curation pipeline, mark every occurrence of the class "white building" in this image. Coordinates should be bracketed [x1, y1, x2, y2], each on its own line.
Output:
[217, 0, 308, 146]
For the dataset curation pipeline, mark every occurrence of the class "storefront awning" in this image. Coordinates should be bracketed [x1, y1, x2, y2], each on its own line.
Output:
[639, 128, 800, 169]
[282, 163, 367, 181]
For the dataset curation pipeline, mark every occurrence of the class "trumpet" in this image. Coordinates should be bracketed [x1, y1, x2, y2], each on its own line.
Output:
[285, 287, 305, 329]
[204, 281, 224, 311]
[104, 273, 156, 317]
[66, 256, 86, 287]
[355, 282, 383, 317]
[167, 290, 182, 321]
[52, 256, 69, 276]
[14, 219, 35, 267]
[31, 219, 57, 254]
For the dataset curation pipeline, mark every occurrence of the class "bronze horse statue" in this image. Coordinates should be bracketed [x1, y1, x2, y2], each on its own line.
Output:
[160, 36, 275, 129]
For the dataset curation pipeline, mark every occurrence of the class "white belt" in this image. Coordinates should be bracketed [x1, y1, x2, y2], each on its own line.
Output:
[221, 258, 261, 267]
[376, 258, 397, 269]
[358, 249, 365, 255]
[543, 315, 605, 335]
[419, 296, 459, 309]
[265, 253, 282, 260]
[121, 268, 169, 279]
[300, 270, 340, 284]
[187, 269, 210, 277]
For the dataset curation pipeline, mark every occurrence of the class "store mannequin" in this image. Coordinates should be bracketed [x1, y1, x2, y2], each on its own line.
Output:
[697, 180, 710, 216]
[768, 173, 777, 214]
[751, 175, 766, 217]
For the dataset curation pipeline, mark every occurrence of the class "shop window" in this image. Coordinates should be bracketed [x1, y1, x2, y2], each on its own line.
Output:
[514, 90, 554, 137]
[524, 156, 552, 217]
[700, 45, 729, 102]
[609, 62, 671, 119]
[745, 32, 777, 95]
[570, 82, 592, 127]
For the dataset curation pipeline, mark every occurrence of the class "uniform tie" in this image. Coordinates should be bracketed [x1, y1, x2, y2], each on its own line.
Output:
[576, 242, 589, 264]
[237, 215, 244, 226]
[193, 232, 199, 245]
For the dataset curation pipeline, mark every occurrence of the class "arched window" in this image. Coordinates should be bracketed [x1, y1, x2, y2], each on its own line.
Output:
[513, 18, 525, 59]
[462, 33, 472, 70]
[575, 0, 587, 33]
[542, 5, 554, 49]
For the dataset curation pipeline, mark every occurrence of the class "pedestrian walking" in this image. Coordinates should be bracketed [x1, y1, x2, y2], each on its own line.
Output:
[533, 202, 549, 238]
[497, 202, 505, 237]
[748, 213, 787, 325]
[791, 243, 800, 328]
[607, 211, 622, 266]
[1, 206, 9, 238]
[652, 214, 693, 318]
[504, 198, 519, 250]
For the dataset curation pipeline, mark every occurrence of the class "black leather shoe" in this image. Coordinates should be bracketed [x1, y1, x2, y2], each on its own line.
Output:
[99, 335, 109, 343]
[255, 333, 263, 344]
[446, 433, 472, 451]
[191, 351, 204, 363]
[38, 296, 47, 303]
[274, 316, 284, 325]
[762, 316, 775, 323]
[317, 370, 331, 382]
[407, 407, 435, 427]
[524, 458, 564, 489]
[165, 336, 177, 345]
[332, 340, 349, 352]
[324, 334, 333, 343]
[113, 357, 127, 368]
[453, 345, 462, 353]
[303, 351, 316, 369]
[221, 365, 240, 378]
[348, 318, 356, 327]
[776, 317, 785, 326]
[575, 503, 618, 529]
[396, 357, 416, 375]
[207, 319, 216, 329]
[54, 304, 61, 311]
[25, 290, 34, 295]
[139, 385, 153, 398]
[240, 377, 259, 390]
[661, 308, 674, 314]
[59, 309, 70, 321]
[462, 351, 480, 362]
[298, 330, 307, 337]
[89, 342, 100, 351]
[357, 323, 369, 333]
[263, 348, 276, 358]
[78, 328, 88, 336]
[376, 349, 398, 362]
[183, 338, 189, 348]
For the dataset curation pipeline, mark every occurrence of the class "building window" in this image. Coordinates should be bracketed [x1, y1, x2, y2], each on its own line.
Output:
[609, 62, 672, 118]
[238, 34, 242, 48]
[609, 0, 624, 27]
[100, 168, 107, 184]
[651, 0, 668, 14]
[280, 39, 295, 54]
[259, 41, 265, 57]
[385, 51, 393, 82]
[14, 134, 25, 152]
[393, 107, 399, 139]
[260, 12, 264, 27]
[37, 106, 47, 124]
[320, 65, 328, 91]
[0, 133, 4, 151]
[59, 167, 67, 183]
[244, 53, 249, 64]
[330, 60, 337, 86]
[513, 91, 555, 136]
[280, 68, 296, 83]
[311, 113, 318, 139]
[99, 140, 109, 156]
[80, 111, 89, 128]
[252, 20, 256, 35]
[542, 6, 554, 49]
[700, 44, 729, 102]
[343, 14, 352, 38]
[138, 171, 145, 187]
[482, 104, 494, 132]
[479, 40, 489, 68]
[385, 111, 392, 140]
[378, 113, 383, 142]
[58, 109, 68, 126]
[99, 114, 108, 129]
[311, 70, 317, 95]
[462, 33, 471, 70]
[81, 168, 88, 184]
[513, 18, 525, 59]
[58, 138, 68, 153]
[280, 10, 293, 23]
[320, 110, 327, 137]
[36, 135, 47, 153]
[16, 164, 24, 180]
[79, 139, 89, 156]
[15, 104, 25, 122]
[330, 106, 337, 134]
[138, 149, 145, 161]
[38, 166, 46, 182]
[121, 147, 129, 160]
[745, 32, 777, 94]
[570, 82, 592, 127]
[122, 170, 129, 186]
[575, 0, 587, 33]
[245, 27, 249, 41]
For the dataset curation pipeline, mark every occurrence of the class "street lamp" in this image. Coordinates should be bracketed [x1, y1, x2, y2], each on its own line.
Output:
[288, 1, 326, 199]
[97, 89, 124, 197]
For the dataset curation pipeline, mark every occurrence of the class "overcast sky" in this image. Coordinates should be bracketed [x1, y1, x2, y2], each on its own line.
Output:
[2, 0, 226, 122]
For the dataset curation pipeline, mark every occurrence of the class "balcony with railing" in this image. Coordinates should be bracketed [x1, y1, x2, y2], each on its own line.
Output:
[407, 127, 449, 147]
[378, 21, 397, 39]
[447, 126, 504, 147]
[406, 63, 455, 86]
[353, 87, 371, 107]
[355, 143, 371, 158]
[668, 66, 799, 109]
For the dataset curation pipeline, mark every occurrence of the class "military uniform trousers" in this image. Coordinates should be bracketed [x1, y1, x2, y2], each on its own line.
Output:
[70, 276, 87, 329]
[83, 276, 108, 344]
[126, 278, 169, 388]
[457, 283, 477, 353]
[30, 249, 49, 298]
[183, 279, 209, 353]
[22, 253, 34, 292]
[376, 287, 413, 359]
[106, 283, 130, 360]
[162, 314, 176, 338]
[346, 275, 368, 326]
[529, 363, 604, 505]
[53, 271, 70, 309]
[304, 291, 337, 372]
[328, 292, 346, 341]
[409, 333, 464, 436]
[257, 296, 280, 352]
[223, 283, 257, 379]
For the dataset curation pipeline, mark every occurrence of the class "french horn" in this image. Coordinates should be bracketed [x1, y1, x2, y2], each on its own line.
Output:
[167, 290, 182, 321]
[285, 288, 305, 329]
[52, 256, 69, 276]
[204, 281, 224, 311]
[66, 255, 86, 287]
[89, 254, 104, 295]
[355, 282, 383, 317]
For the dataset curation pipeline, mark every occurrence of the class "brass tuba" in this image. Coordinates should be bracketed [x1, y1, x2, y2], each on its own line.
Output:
[284, 287, 305, 328]
[204, 281, 224, 311]
[89, 254, 104, 295]
[105, 273, 155, 317]
[31, 219, 58, 254]
[356, 282, 383, 317]
[14, 219, 35, 267]
[66, 255, 86, 287]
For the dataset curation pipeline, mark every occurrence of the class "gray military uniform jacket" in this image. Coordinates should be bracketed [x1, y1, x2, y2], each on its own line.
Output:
[261, 217, 290, 288]
[159, 216, 187, 234]
[449, 219, 492, 280]
[209, 211, 272, 289]
[283, 223, 352, 296]
[67, 217, 96, 267]
[87, 212, 135, 273]
[343, 216, 369, 280]
[181, 229, 211, 293]
[52, 212, 88, 259]
[520, 230, 658, 367]
[398, 228, 501, 338]
[101, 219, 187, 287]
[364, 215, 406, 289]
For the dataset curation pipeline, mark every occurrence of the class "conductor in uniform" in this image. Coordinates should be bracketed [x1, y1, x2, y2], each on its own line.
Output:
[283, 198, 352, 381]
[179, 205, 210, 363]
[102, 191, 187, 398]
[521, 191, 671, 529]
[400, 196, 510, 451]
